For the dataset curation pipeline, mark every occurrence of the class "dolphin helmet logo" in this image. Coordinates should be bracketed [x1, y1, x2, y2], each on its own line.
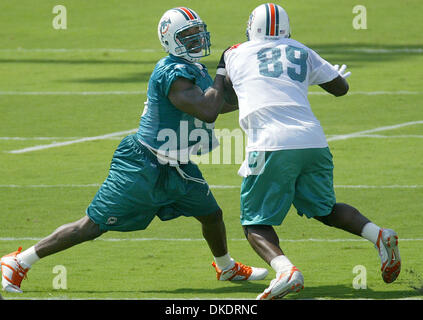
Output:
[160, 18, 171, 36]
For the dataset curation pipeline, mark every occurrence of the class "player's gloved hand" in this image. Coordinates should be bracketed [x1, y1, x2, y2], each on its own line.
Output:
[217, 47, 231, 69]
[216, 47, 231, 76]
[333, 64, 351, 79]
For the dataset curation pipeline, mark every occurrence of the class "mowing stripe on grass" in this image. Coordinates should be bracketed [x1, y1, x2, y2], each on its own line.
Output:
[0, 184, 422, 189]
[1, 91, 423, 95]
[2, 297, 421, 300]
[0, 137, 83, 140]
[310, 91, 423, 95]
[0, 47, 422, 53]
[0, 237, 422, 242]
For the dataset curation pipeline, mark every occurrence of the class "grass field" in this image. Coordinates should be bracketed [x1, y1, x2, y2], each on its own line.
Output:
[1, 0, 422, 300]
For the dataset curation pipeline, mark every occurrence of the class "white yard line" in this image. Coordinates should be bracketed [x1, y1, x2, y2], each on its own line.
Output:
[6, 129, 137, 154]
[329, 134, 423, 139]
[3, 134, 423, 141]
[0, 90, 146, 95]
[327, 121, 423, 142]
[5, 120, 422, 154]
[335, 185, 423, 189]
[5, 120, 423, 154]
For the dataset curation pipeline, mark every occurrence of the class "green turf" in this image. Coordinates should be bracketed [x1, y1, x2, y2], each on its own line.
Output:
[1, 0, 422, 300]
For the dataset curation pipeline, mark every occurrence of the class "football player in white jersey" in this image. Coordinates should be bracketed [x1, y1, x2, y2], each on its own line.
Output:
[217, 3, 401, 299]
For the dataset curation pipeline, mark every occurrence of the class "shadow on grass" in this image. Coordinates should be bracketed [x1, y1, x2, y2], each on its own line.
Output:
[6, 283, 421, 300]
[1, 43, 421, 85]
[137, 282, 421, 300]
[298, 285, 422, 300]
[0, 58, 158, 65]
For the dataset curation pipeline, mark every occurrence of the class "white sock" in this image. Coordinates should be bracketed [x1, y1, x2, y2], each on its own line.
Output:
[270, 255, 293, 274]
[17, 246, 40, 268]
[214, 253, 233, 270]
[361, 222, 381, 245]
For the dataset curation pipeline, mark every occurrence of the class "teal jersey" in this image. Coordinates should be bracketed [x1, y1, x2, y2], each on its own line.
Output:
[137, 55, 217, 163]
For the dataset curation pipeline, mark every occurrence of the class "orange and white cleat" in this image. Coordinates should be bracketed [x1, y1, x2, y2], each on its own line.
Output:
[375, 229, 401, 283]
[212, 260, 268, 281]
[1, 247, 29, 293]
[256, 266, 304, 300]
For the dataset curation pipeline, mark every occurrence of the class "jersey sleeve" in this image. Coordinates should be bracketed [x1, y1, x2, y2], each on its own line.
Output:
[162, 63, 197, 97]
[307, 48, 339, 85]
[224, 43, 246, 80]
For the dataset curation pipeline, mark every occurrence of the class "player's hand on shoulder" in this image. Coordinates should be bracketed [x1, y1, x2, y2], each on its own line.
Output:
[217, 46, 231, 69]
[217, 44, 241, 70]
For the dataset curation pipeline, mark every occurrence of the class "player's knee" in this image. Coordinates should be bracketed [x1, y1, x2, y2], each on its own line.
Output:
[197, 208, 223, 226]
[209, 208, 224, 224]
[315, 207, 336, 227]
[316, 215, 333, 227]
[243, 224, 274, 239]
[242, 225, 263, 238]
[317, 203, 362, 227]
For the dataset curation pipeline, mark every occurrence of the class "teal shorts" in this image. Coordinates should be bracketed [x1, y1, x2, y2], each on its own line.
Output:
[240, 147, 336, 226]
[86, 134, 220, 232]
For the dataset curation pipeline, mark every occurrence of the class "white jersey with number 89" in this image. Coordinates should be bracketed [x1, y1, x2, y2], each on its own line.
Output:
[225, 38, 339, 152]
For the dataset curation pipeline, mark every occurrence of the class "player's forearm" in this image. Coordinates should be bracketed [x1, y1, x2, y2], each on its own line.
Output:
[319, 75, 349, 97]
[200, 74, 226, 122]
[220, 102, 238, 114]
[168, 76, 225, 123]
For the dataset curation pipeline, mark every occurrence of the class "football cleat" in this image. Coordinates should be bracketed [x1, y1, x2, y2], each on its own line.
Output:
[1, 247, 29, 293]
[256, 266, 304, 300]
[375, 228, 401, 283]
[212, 260, 268, 281]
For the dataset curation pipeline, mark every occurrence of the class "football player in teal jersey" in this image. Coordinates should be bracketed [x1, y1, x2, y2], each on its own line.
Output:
[1, 7, 267, 294]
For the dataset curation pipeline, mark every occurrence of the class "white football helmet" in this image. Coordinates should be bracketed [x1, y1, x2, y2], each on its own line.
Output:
[158, 7, 211, 62]
[246, 3, 290, 41]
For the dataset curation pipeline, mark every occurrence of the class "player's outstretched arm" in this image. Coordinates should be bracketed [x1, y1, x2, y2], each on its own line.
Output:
[319, 64, 351, 97]
[319, 75, 349, 97]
